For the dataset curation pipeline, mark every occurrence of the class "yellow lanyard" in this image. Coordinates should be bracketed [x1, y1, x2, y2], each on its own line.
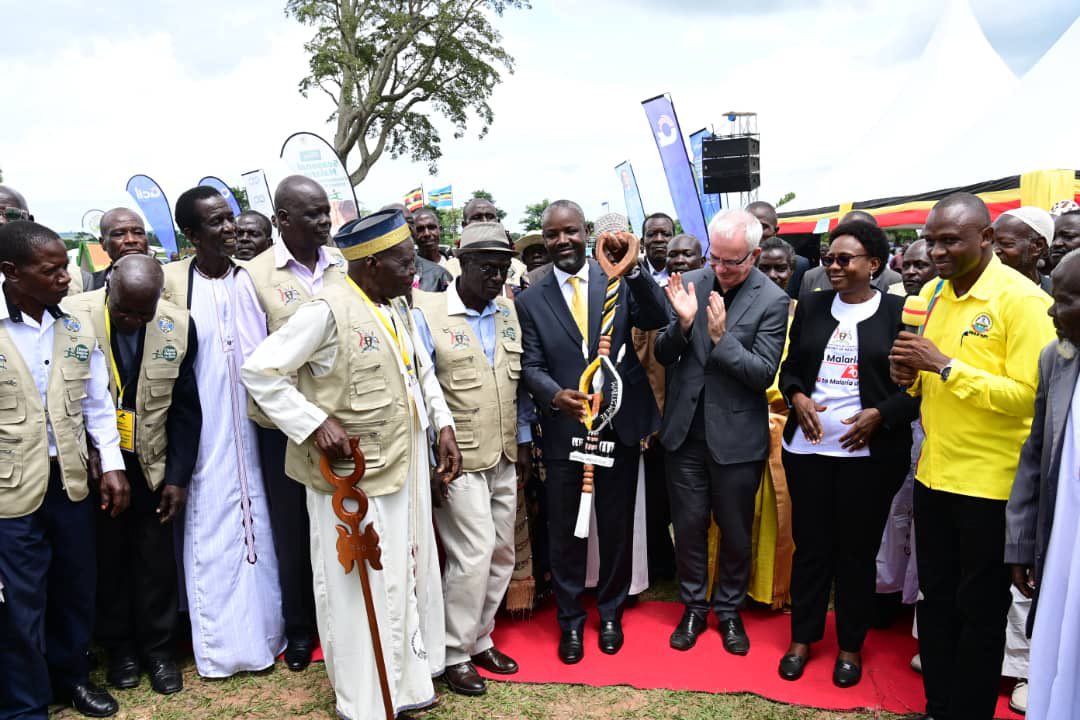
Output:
[102, 309, 129, 408]
[347, 277, 412, 373]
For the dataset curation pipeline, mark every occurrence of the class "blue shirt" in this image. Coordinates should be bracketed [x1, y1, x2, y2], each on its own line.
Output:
[413, 281, 533, 444]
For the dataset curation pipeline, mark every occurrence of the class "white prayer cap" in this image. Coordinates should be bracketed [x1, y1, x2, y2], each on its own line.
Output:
[1001, 206, 1055, 244]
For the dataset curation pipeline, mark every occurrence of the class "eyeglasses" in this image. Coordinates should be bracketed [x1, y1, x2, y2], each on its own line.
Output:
[707, 249, 753, 269]
[821, 253, 868, 268]
[1, 207, 30, 222]
[476, 262, 511, 278]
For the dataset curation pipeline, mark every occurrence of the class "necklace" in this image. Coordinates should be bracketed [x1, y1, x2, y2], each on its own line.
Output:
[193, 258, 232, 280]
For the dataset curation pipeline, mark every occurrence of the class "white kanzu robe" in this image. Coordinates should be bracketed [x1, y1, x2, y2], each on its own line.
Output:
[184, 270, 285, 677]
[242, 298, 450, 720]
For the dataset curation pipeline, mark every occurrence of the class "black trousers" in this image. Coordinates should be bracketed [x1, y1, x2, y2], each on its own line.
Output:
[642, 441, 675, 581]
[783, 451, 904, 652]
[544, 438, 639, 632]
[95, 466, 178, 662]
[256, 427, 316, 640]
[0, 464, 95, 720]
[914, 482, 1011, 720]
[667, 436, 762, 619]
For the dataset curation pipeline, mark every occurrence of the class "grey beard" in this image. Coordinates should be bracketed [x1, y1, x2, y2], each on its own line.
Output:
[1058, 338, 1077, 361]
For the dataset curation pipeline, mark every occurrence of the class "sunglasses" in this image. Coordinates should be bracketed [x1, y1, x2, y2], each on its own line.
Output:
[1, 207, 30, 222]
[821, 253, 868, 268]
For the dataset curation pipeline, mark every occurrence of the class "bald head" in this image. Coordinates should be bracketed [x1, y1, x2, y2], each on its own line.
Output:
[840, 210, 878, 226]
[274, 175, 327, 209]
[462, 198, 498, 226]
[108, 255, 164, 333]
[99, 208, 148, 261]
[274, 175, 331, 250]
[746, 201, 778, 240]
[929, 192, 991, 228]
[0, 185, 30, 225]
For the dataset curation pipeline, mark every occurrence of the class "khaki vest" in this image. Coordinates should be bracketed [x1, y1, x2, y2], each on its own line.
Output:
[412, 290, 522, 471]
[69, 289, 190, 491]
[0, 307, 96, 518]
[284, 283, 414, 497]
[67, 262, 84, 295]
[162, 256, 249, 309]
[243, 246, 348, 429]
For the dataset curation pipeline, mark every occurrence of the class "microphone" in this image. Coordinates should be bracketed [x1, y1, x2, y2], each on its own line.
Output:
[902, 295, 929, 330]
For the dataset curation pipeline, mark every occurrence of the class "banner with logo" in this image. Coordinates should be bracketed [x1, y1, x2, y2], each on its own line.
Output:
[81, 209, 104, 237]
[198, 176, 242, 217]
[689, 128, 723, 225]
[641, 94, 708, 252]
[241, 169, 275, 220]
[404, 187, 424, 212]
[125, 174, 178, 258]
[614, 162, 646, 237]
[427, 185, 453, 209]
[279, 131, 359, 234]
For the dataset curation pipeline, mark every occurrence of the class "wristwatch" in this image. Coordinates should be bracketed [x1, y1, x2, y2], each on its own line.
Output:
[939, 360, 954, 382]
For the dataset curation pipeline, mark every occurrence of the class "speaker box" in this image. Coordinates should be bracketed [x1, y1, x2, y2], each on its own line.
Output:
[704, 173, 760, 194]
[703, 156, 760, 176]
[702, 136, 760, 159]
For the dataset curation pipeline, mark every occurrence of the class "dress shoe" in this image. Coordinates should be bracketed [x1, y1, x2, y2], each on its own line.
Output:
[471, 647, 518, 675]
[64, 682, 119, 718]
[778, 652, 808, 681]
[558, 629, 584, 664]
[669, 611, 707, 651]
[719, 616, 750, 656]
[833, 658, 862, 688]
[147, 658, 183, 695]
[1010, 679, 1028, 714]
[284, 635, 315, 671]
[105, 655, 139, 690]
[443, 661, 486, 696]
[598, 620, 624, 655]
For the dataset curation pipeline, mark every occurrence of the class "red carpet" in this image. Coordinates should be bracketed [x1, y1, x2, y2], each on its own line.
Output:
[483, 600, 1023, 719]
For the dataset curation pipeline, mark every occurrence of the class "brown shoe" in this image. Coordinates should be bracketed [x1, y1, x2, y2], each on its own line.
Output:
[472, 647, 519, 675]
[443, 661, 486, 696]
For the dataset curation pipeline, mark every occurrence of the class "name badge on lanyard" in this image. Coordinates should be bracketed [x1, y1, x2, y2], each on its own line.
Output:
[116, 408, 136, 452]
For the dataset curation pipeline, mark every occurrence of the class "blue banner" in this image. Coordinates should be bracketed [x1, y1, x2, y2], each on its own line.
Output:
[198, 176, 242, 217]
[125, 174, 177, 258]
[614, 162, 646, 237]
[641, 94, 708, 252]
[427, 185, 453, 209]
[689, 129, 723, 225]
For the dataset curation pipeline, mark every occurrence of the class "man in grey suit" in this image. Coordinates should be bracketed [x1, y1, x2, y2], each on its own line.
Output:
[1006, 248, 1080, 717]
[656, 209, 789, 655]
[798, 210, 901, 301]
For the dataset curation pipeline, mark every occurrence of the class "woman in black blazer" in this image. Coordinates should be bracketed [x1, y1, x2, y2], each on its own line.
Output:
[776, 221, 918, 688]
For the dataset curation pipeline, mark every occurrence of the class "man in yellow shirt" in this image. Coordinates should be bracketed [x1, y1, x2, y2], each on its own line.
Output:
[890, 193, 1055, 720]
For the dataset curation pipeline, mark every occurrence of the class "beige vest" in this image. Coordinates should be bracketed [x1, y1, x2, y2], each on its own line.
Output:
[67, 261, 84, 295]
[412, 289, 521, 471]
[0, 307, 97, 518]
[162, 256, 249, 308]
[243, 246, 348, 428]
[69, 289, 190, 491]
[284, 283, 414, 497]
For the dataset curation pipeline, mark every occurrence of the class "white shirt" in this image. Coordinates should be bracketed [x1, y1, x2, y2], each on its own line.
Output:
[553, 263, 590, 318]
[784, 291, 882, 458]
[0, 295, 124, 472]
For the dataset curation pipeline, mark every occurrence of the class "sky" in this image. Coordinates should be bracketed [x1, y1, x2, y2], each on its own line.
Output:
[1, 0, 1078, 234]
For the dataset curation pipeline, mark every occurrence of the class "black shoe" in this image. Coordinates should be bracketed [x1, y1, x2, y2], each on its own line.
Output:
[443, 661, 486, 696]
[66, 682, 119, 718]
[598, 620, 624, 655]
[105, 655, 139, 690]
[146, 658, 183, 695]
[471, 647, 518, 675]
[833, 658, 862, 688]
[669, 610, 708, 651]
[558, 629, 584, 664]
[719, 616, 750, 656]
[284, 635, 315, 672]
[778, 652, 808, 681]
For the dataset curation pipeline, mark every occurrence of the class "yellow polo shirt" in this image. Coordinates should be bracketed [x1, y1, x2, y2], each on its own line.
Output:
[911, 255, 1054, 500]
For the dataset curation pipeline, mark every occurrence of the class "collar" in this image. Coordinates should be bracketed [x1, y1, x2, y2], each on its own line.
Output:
[0, 282, 64, 324]
[274, 241, 329, 273]
[447, 279, 497, 318]
[948, 253, 1001, 302]
[553, 261, 590, 288]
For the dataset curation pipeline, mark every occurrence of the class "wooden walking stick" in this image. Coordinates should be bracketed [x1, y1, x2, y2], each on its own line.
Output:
[321, 438, 394, 720]
[570, 230, 640, 538]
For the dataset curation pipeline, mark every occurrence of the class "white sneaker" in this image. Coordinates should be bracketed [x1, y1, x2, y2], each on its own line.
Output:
[910, 653, 922, 673]
[1010, 680, 1028, 714]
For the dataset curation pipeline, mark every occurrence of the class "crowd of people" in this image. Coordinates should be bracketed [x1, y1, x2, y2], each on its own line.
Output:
[0, 177, 1079, 720]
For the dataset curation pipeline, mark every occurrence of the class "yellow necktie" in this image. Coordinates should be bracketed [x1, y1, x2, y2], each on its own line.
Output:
[569, 276, 588, 343]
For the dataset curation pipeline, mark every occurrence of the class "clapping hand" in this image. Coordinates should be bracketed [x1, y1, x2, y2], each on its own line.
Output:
[706, 292, 727, 343]
[665, 273, 698, 333]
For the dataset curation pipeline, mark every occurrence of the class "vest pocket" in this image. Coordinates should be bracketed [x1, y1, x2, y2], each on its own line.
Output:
[64, 385, 88, 417]
[449, 357, 482, 390]
[144, 384, 174, 411]
[0, 444, 21, 488]
[0, 390, 25, 423]
[341, 421, 386, 470]
[350, 365, 393, 412]
[451, 410, 479, 449]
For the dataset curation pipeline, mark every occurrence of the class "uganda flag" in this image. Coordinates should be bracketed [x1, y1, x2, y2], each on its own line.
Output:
[404, 187, 424, 212]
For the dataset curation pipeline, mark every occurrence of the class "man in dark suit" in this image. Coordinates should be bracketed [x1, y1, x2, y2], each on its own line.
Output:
[656, 208, 789, 655]
[517, 199, 667, 664]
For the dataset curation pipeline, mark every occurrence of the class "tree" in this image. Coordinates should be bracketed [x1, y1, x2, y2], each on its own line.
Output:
[776, 191, 796, 208]
[230, 186, 250, 213]
[433, 205, 463, 244]
[470, 188, 506, 221]
[287, 0, 529, 187]
[520, 199, 549, 231]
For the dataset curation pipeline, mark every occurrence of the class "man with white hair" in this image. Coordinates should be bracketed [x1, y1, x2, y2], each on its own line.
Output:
[993, 206, 1055, 294]
[656, 209, 789, 655]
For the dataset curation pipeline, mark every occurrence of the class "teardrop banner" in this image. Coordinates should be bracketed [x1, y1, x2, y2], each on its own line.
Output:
[198, 176, 243, 218]
[125, 174, 178, 258]
[279, 131, 359, 235]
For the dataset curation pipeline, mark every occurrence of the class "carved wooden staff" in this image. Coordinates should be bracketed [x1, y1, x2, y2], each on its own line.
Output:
[321, 438, 394, 720]
[572, 231, 640, 538]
